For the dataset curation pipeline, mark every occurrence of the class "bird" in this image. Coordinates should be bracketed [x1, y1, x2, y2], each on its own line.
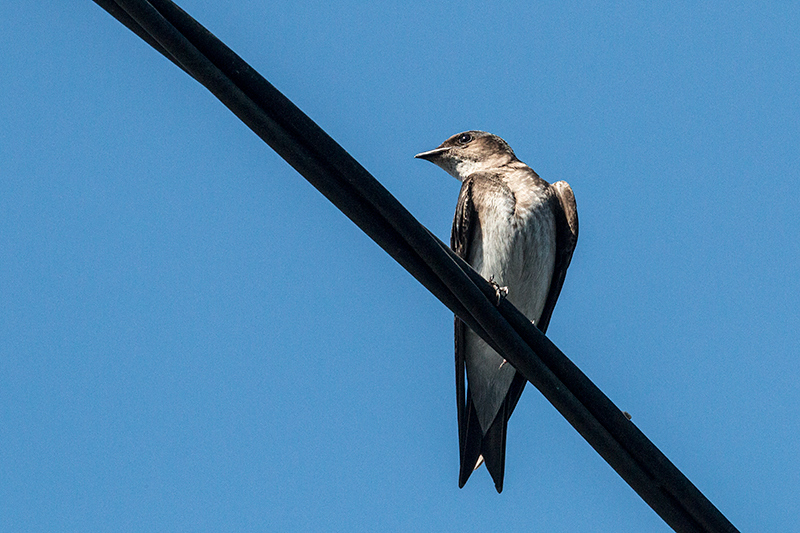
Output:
[415, 131, 578, 492]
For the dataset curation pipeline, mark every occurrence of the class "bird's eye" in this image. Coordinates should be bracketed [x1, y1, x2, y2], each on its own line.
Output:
[457, 133, 473, 145]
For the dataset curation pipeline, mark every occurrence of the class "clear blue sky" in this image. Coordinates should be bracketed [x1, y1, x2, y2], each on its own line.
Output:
[2, 2, 798, 531]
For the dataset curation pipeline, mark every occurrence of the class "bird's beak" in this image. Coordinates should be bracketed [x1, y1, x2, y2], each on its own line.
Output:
[414, 146, 449, 161]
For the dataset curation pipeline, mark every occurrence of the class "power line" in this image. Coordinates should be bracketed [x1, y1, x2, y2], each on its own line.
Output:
[91, 2, 740, 531]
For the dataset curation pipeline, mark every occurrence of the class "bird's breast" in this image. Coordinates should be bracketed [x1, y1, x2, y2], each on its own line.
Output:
[471, 187, 556, 325]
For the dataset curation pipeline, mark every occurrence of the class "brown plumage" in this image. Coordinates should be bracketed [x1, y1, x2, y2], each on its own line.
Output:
[416, 131, 578, 492]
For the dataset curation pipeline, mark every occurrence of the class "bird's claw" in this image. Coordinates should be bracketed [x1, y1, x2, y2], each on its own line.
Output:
[488, 276, 508, 306]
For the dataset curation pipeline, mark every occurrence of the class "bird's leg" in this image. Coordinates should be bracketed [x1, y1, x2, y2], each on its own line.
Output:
[487, 276, 508, 306]
[491, 275, 511, 369]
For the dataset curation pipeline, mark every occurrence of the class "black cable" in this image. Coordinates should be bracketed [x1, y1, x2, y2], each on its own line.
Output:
[90, 2, 739, 532]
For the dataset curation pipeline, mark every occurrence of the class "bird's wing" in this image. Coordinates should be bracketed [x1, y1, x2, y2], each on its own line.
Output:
[450, 174, 523, 493]
[450, 178, 484, 486]
[537, 180, 578, 333]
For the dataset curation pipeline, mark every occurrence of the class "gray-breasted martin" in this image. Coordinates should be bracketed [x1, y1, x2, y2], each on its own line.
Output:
[416, 131, 578, 492]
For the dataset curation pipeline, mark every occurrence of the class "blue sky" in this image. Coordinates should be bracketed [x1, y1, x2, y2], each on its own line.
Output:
[2, 2, 798, 531]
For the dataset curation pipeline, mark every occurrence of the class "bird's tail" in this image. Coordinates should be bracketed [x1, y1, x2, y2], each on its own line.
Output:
[459, 372, 526, 493]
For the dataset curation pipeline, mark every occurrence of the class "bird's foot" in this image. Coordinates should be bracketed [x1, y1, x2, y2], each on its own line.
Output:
[499, 359, 508, 369]
[488, 276, 508, 306]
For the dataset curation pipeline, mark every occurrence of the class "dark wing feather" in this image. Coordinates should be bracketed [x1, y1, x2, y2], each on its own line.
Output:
[536, 181, 578, 333]
[450, 178, 484, 487]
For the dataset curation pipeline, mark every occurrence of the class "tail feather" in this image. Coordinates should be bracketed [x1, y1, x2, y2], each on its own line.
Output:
[481, 400, 509, 493]
[459, 372, 527, 493]
[458, 395, 483, 488]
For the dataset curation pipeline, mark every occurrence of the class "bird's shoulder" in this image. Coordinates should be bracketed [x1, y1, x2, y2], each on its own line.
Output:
[468, 162, 557, 217]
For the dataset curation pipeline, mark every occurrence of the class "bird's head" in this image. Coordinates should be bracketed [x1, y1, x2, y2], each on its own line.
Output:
[415, 130, 517, 181]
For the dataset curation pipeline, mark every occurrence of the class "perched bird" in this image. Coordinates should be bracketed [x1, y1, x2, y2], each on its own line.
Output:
[415, 131, 578, 492]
